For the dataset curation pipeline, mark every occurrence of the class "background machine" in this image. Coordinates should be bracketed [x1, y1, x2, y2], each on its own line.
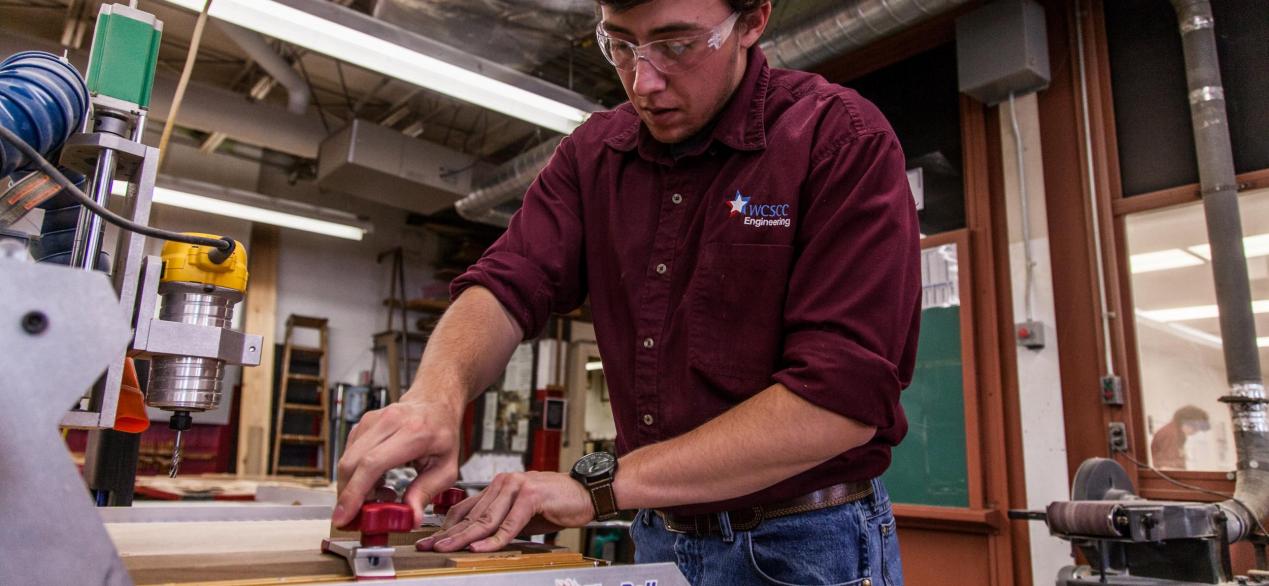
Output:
[1012, 1, 1268, 584]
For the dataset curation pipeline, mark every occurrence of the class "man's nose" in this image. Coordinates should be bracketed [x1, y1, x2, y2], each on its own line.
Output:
[632, 57, 666, 96]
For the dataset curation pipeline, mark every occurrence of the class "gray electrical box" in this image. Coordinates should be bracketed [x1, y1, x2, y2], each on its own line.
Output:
[956, 0, 1050, 105]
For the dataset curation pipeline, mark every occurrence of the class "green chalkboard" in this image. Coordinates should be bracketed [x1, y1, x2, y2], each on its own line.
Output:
[882, 305, 969, 507]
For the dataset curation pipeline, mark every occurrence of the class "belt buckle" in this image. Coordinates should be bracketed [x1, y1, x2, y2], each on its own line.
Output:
[657, 511, 689, 535]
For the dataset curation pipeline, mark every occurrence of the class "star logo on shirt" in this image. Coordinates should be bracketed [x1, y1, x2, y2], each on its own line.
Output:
[726, 191, 750, 217]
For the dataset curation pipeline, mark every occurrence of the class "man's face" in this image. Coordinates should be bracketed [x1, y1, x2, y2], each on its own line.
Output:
[600, 1, 769, 144]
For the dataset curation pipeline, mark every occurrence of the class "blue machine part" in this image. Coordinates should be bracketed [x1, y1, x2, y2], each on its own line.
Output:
[0, 51, 90, 178]
[31, 172, 111, 272]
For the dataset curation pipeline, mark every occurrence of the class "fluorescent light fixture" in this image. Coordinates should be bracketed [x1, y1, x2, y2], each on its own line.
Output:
[1136, 312, 1269, 349]
[112, 179, 370, 241]
[1138, 299, 1269, 322]
[1187, 233, 1269, 261]
[1129, 249, 1205, 274]
[158, 0, 590, 134]
[585, 360, 604, 372]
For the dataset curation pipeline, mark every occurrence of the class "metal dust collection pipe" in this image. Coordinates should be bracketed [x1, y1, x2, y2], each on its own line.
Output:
[1171, 0, 1268, 543]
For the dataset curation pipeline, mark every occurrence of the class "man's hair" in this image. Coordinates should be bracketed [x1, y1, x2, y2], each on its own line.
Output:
[1173, 405, 1210, 427]
[596, 0, 769, 14]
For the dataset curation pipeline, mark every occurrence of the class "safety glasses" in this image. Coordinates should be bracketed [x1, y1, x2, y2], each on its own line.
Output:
[596, 12, 741, 75]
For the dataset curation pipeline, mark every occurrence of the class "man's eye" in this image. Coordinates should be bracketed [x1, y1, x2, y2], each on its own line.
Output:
[662, 40, 694, 57]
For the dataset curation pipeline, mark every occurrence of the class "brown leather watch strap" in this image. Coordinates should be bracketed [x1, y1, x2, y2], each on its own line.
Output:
[588, 480, 619, 521]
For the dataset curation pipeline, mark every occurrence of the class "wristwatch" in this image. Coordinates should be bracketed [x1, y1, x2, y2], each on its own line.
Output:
[570, 451, 620, 521]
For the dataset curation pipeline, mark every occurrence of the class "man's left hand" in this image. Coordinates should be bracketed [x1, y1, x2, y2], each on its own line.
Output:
[416, 471, 594, 553]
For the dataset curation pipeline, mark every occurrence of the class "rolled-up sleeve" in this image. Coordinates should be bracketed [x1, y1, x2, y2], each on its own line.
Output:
[771, 125, 922, 431]
[450, 136, 586, 340]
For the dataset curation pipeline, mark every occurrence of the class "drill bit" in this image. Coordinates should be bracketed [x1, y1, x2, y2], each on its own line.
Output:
[169, 430, 183, 478]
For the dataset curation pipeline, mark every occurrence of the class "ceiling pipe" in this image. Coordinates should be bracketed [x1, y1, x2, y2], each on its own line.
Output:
[1171, 0, 1267, 544]
[759, 0, 972, 71]
[454, 136, 563, 227]
[454, 0, 974, 227]
[215, 21, 310, 115]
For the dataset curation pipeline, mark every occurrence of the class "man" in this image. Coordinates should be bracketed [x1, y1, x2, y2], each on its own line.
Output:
[334, 0, 920, 583]
[1150, 405, 1211, 470]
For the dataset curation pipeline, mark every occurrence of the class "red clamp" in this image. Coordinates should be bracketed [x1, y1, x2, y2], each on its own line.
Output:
[344, 502, 414, 547]
[431, 487, 467, 516]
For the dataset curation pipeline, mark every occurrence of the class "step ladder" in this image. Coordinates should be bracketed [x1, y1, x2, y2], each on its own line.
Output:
[271, 315, 330, 477]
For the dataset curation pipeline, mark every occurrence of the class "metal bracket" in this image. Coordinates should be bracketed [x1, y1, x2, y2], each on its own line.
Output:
[134, 319, 263, 365]
[0, 258, 134, 585]
[59, 131, 149, 182]
[321, 539, 398, 580]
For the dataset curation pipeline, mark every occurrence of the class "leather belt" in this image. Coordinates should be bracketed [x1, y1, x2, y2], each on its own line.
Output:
[656, 480, 874, 536]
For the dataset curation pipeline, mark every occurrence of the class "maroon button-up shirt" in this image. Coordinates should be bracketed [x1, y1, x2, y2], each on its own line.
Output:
[452, 46, 921, 515]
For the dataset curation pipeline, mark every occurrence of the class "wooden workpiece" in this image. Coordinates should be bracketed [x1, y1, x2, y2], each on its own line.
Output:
[109, 513, 589, 585]
[123, 546, 590, 585]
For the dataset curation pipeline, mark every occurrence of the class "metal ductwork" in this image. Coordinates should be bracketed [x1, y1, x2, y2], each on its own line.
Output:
[0, 31, 327, 159]
[454, 136, 563, 227]
[760, 0, 973, 71]
[215, 22, 310, 115]
[1171, 0, 1268, 543]
[316, 119, 477, 215]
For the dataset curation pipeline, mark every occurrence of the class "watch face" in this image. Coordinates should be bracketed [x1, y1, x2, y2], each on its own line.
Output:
[575, 451, 615, 477]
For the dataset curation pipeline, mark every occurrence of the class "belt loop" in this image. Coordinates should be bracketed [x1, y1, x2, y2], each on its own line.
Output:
[641, 509, 652, 526]
[718, 511, 736, 543]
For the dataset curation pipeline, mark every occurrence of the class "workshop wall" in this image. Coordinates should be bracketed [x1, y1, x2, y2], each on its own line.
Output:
[259, 158, 442, 387]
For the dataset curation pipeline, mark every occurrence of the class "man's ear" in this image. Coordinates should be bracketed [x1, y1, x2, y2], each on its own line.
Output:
[737, 3, 773, 49]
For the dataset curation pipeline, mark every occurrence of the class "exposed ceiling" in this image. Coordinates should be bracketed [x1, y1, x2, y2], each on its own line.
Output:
[0, 0, 844, 166]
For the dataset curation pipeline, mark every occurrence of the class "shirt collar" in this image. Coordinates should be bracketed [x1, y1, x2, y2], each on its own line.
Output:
[604, 45, 771, 158]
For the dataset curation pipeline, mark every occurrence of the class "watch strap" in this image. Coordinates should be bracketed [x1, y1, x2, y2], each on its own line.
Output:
[587, 480, 619, 521]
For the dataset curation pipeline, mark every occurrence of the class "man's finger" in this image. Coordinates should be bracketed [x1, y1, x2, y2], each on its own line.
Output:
[430, 485, 518, 552]
[416, 493, 484, 550]
[336, 413, 395, 480]
[468, 498, 535, 553]
[333, 433, 416, 526]
[402, 456, 456, 526]
[441, 495, 481, 530]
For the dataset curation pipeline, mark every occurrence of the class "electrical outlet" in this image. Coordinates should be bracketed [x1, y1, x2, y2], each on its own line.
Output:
[1108, 422, 1129, 453]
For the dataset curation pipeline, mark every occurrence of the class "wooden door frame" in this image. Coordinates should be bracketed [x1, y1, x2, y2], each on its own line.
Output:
[812, 9, 1031, 585]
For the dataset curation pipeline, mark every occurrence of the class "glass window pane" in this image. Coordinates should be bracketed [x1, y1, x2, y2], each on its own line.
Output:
[1105, 0, 1269, 196]
[1126, 188, 1269, 471]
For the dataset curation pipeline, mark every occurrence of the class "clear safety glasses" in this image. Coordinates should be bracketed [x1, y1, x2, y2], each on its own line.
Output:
[596, 12, 741, 75]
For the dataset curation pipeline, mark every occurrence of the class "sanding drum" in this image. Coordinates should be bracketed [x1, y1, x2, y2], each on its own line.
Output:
[1046, 501, 1128, 538]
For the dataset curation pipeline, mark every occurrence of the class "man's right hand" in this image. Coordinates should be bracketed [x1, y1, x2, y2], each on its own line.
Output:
[332, 395, 463, 528]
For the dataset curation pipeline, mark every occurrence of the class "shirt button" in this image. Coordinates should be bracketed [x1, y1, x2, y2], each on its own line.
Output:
[671, 193, 683, 204]
[642, 414, 654, 425]
[655, 263, 667, 274]
[642, 337, 655, 349]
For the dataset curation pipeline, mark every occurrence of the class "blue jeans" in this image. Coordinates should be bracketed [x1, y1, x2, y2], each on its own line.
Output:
[629, 479, 903, 586]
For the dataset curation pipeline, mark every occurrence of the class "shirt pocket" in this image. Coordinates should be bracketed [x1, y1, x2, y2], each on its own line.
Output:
[687, 242, 794, 396]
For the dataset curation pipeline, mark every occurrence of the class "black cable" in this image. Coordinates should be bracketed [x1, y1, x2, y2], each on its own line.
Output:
[1120, 450, 1268, 539]
[0, 124, 233, 253]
